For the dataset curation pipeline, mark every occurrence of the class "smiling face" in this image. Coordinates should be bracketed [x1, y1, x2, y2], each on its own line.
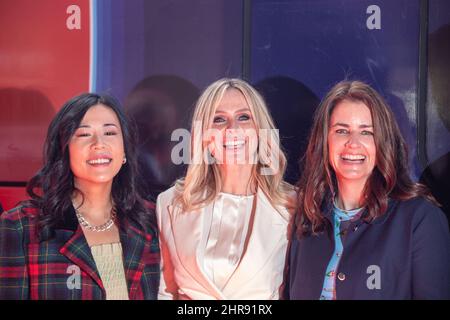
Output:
[328, 99, 376, 187]
[69, 104, 125, 187]
[208, 88, 258, 165]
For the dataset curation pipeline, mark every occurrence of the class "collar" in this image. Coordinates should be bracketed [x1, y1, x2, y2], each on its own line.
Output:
[333, 202, 364, 222]
[58, 209, 154, 299]
[323, 197, 398, 225]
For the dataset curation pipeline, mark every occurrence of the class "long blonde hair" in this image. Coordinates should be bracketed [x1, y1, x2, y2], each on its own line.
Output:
[173, 78, 294, 212]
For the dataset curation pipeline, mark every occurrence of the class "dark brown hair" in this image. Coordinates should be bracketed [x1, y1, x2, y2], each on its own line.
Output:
[296, 80, 434, 235]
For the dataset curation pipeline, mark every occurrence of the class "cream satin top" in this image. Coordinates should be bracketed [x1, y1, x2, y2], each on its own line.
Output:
[91, 242, 129, 300]
[203, 192, 255, 290]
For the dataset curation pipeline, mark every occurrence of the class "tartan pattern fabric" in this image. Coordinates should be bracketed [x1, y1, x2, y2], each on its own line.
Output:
[0, 206, 160, 300]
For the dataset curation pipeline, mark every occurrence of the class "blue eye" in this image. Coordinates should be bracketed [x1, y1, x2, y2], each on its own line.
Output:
[238, 114, 250, 121]
[213, 117, 226, 123]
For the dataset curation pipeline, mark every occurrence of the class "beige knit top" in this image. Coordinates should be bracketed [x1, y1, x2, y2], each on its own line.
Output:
[90, 242, 129, 300]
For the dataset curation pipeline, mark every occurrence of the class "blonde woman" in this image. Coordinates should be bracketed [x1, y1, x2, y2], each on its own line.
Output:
[156, 78, 295, 299]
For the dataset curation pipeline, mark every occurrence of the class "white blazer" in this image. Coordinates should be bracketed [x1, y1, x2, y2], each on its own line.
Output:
[156, 186, 291, 300]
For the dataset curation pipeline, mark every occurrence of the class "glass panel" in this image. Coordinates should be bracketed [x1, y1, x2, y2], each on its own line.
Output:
[251, 0, 421, 182]
[420, 0, 450, 222]
[92, 0, 243, 198]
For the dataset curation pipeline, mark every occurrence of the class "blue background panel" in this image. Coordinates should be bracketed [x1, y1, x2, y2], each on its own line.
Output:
[251, 0, 422, 180]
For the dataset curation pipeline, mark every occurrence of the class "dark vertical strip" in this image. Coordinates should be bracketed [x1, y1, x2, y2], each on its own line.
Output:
[95, 0, 112, 94]
[242, 0, 252, 81]
[90, 0, 97, 92]
[0, 182, 27, 187]
[417, 0, 429, 169]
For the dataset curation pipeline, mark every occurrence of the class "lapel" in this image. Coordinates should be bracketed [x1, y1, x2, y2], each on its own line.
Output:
[168, 200, 225, 299]
[58, 206, 151, 299]
[52, 205, 103, 290]
[222, 189, 289, 296]
[119, 220, 151, 299]
[168, 189, 289, 299]
[59, 226, 104, 290]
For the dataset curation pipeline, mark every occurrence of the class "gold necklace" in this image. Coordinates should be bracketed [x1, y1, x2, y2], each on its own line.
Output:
[75, 207, 117, 232]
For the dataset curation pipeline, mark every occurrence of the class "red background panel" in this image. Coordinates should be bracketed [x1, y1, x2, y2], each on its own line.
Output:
[0, 0, 90, 208]
[0, 187, 27, 212]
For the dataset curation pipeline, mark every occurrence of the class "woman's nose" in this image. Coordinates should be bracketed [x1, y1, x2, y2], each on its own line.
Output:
[228, 116, 250, 131]
[227, 119, 240, 130]
[344, 132, 361, 148]
[92, 134, 106, 149]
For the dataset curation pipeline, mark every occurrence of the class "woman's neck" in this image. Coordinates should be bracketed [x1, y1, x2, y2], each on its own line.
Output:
[218, 164, 256, 195]
[336, 179, 366, 210]
[72, 180, 113, 222]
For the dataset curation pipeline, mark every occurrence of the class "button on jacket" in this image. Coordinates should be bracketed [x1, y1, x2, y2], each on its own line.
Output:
[0, 206, 160, 300]
[288, 197, 450, 299]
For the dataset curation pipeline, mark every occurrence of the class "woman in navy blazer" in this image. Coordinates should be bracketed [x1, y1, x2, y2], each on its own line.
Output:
[288, 81, 450, 300]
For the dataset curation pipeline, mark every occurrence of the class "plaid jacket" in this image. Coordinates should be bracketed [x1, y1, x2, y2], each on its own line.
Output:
[0, 205, 160, 300]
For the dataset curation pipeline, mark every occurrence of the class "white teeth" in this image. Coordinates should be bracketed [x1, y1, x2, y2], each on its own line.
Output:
[224, 140, 245, 147]
[341, 154, 366, 161]
[87, 158, 111, 165]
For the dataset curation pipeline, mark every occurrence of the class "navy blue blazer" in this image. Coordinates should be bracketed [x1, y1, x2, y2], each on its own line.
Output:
[288, 197, 450, 299]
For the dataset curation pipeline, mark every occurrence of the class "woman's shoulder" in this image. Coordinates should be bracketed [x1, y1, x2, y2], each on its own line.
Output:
[276, 182, 298, 216]
[258, 187, 295, 224]
[154, 186, 178, 225]
[390, 196, 448, 230]
[0, 205, 39, 233]
[156, 185, 179, 206]
[394, 196, 442, 214]
[1, 205, 39, 221]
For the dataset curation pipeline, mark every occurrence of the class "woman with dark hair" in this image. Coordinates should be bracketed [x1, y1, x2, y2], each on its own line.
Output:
[0, 93, 159, 299]
[288, 81, 450, 299]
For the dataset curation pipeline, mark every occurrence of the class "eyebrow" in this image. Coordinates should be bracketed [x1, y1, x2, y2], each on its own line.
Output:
[77, 123, 119, 128]
[214, 108, 251, 114]
[330, 122, 373, 128]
